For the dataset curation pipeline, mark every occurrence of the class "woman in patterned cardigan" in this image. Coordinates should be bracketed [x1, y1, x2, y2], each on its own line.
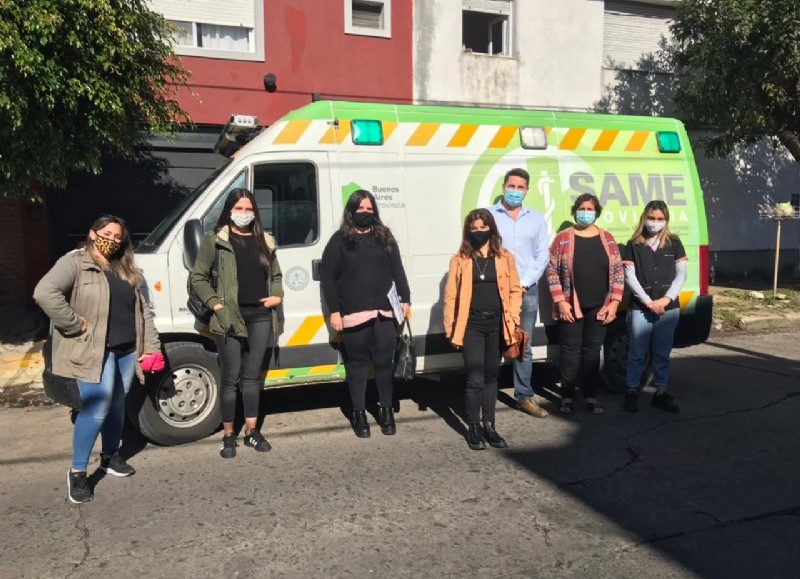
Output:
[546, 193, 624, 415]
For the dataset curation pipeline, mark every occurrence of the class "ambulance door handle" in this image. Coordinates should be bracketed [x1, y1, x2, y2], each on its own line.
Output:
[312, 259, 322, 281]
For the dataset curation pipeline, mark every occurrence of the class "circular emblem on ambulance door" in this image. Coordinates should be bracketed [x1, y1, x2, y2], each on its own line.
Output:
[285, 266, 310, 291]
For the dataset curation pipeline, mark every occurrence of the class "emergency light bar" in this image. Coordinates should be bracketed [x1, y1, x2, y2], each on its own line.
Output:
[519, 126, 548, 150]
[214, 114, 263, 157]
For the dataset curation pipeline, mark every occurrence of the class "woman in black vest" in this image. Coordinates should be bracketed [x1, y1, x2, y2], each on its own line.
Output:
[321, 190, 410, 438]
[621, 200, 687, 413]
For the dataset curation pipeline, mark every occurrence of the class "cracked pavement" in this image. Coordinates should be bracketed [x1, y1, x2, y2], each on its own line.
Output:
[0, 329, 798, 578]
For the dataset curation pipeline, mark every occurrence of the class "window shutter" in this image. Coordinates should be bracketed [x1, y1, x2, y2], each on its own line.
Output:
[149, 0, 255, 29]
[352, 1, 383, 29]
[462, 0, 511, 16]
[603, 1, 674, 69]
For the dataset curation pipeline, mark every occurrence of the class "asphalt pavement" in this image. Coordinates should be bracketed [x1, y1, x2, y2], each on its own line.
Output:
[1, 329, 798, 578]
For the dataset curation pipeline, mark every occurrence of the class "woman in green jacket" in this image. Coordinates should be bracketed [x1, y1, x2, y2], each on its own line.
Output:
[190, 188, 284, 458]
[34, 215, 162, 504]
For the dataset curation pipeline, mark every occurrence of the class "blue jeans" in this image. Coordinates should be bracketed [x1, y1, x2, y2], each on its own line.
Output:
[72, 350, 136, 472]
[514, 288, 538, 402]
[626, 308, 680, 390]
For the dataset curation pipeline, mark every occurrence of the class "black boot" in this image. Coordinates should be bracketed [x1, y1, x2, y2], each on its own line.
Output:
[623, 391, 639, 413]
[378, 405, 396, 435]
[651, 391, 680, 413]
[352, 410, 371, 438]
[482, 421, 507, 448]
[466, 423, 486, 450]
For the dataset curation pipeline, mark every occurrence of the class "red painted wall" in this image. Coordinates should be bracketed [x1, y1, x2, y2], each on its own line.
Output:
[174, 0, 413, 126]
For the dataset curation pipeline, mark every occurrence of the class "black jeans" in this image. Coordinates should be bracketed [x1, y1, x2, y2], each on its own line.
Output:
[341, 316, 396, 411]
[214, 306, 273, 423]
[558, 305, 606, 399]
[461, 311, 503, 424]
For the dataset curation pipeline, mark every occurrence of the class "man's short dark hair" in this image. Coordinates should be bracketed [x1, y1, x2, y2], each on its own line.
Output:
[503, 168, 530, 187]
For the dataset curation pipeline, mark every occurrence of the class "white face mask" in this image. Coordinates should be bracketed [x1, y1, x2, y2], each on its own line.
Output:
[645, 220, 666, 233]
[231, 212, 255, 228]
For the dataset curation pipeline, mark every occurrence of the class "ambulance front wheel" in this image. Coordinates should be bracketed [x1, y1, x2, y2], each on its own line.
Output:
[128, 342, 222, 446]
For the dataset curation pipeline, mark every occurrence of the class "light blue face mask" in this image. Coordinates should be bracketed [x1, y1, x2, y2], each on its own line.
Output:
[575, 210, 597, 226]
[503, 188, 525, 207]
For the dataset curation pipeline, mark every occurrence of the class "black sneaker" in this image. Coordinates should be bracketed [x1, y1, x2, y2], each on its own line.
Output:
[623, 391, 639, 413]
[651, 392, 680, 413]
[67, 471, 93, 504]
[243, 429, 272, 452]
[100, 453, 135, 477]
[220, 434, 238, 458]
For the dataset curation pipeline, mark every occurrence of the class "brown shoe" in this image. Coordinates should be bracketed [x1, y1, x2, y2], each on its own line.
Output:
[517, 398, 549, 418]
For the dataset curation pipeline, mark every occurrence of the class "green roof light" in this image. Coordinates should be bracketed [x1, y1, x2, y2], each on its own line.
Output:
[351, 119, 384, 146]
[656, 131, 681, 153]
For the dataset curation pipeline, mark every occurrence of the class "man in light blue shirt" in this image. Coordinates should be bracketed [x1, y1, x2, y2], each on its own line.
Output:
[488, 168, 550, 418]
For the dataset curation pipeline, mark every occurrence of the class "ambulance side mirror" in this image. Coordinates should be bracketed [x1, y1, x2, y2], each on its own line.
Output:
[183, 219, 204, 270]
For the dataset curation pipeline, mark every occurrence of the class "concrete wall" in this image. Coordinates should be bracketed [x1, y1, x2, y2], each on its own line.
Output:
[415, 0, 605, 109]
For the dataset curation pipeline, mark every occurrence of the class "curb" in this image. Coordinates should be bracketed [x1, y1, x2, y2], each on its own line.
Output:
[0, 340, 45, 390]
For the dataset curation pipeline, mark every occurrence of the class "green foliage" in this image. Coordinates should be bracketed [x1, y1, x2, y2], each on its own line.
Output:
[0, 0, 190, 198]
[671, 0, 800, 161]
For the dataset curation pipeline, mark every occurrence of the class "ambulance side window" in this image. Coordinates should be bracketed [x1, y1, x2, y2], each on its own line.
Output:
[253, 162, 319, 247]
[202, 170, 248, 232]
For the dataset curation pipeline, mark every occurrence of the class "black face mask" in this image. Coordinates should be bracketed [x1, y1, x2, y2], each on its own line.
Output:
[468, 230, 492, 249]
[352, 212, 376, 228]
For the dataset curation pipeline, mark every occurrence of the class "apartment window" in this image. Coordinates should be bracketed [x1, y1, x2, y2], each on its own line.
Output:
[150, 0, 264, 61]
[462, 0, 512, 56]
[345, 0, 392, 39]
[169, 21, 252, 52]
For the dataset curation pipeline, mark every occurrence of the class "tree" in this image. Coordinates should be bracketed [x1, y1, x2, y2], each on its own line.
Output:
[671, 0, 800, 161]
[0, 0, 189, 198]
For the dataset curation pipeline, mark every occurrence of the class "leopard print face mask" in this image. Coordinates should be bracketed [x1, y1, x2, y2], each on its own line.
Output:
[93, 235, 121, 258]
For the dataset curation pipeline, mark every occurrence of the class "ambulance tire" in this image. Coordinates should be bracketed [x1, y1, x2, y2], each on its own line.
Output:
[600, 322, 652, 393]
[128, 342, 222, 446]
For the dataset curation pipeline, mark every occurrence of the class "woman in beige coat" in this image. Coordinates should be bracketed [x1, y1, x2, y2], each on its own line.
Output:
[444, 209, 522, 450]
[34, 215, 161, 504]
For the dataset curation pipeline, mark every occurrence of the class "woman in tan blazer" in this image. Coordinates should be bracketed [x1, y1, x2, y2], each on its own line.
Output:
[444, 209, 522, 450]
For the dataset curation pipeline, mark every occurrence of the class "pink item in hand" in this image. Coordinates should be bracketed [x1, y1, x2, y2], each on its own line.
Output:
[140, 352, 165, 373]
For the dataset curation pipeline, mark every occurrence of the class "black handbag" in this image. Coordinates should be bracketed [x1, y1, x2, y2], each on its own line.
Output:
[187, 247, 220, 324]
[393, 319, 416, 381]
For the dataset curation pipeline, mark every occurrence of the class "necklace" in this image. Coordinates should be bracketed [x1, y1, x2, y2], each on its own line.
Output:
[474, 255, 490, 280]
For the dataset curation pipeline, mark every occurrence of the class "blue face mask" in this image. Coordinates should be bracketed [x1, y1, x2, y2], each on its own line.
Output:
[503, 188, 525, 207]
[575, 210, 597, 226]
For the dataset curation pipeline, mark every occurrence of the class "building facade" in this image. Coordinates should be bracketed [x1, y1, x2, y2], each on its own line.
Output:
[414, 0, 799, 282]
[42, 0, 414, 266]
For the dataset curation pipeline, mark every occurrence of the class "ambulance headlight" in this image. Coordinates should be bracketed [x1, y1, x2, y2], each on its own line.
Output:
[519, 127, 548, 150]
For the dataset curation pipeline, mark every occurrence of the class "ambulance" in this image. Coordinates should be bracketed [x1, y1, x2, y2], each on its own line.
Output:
[44, 100, 712, 445]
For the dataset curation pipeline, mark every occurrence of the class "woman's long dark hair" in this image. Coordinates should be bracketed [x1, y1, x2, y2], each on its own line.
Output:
[339, 189, 396, 248]
[214, 188, 273, 271]
[458, 209, 503, 258]
[83, 214, 142, 286]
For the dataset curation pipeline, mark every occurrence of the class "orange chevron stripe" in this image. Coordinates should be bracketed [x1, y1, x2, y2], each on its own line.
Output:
[382, 121, 398, 142]
[406, 123, 440, 146]
[274, 120, 311, 145]
[593, 130, 619, 151]
[319, 122, 352, 145]
[559, 128, 586, 150]
[285, 316, 326, 347]
[488, 125, 518, 148]
[447, 124, 479, 147]
[625, 131, 650, 152]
